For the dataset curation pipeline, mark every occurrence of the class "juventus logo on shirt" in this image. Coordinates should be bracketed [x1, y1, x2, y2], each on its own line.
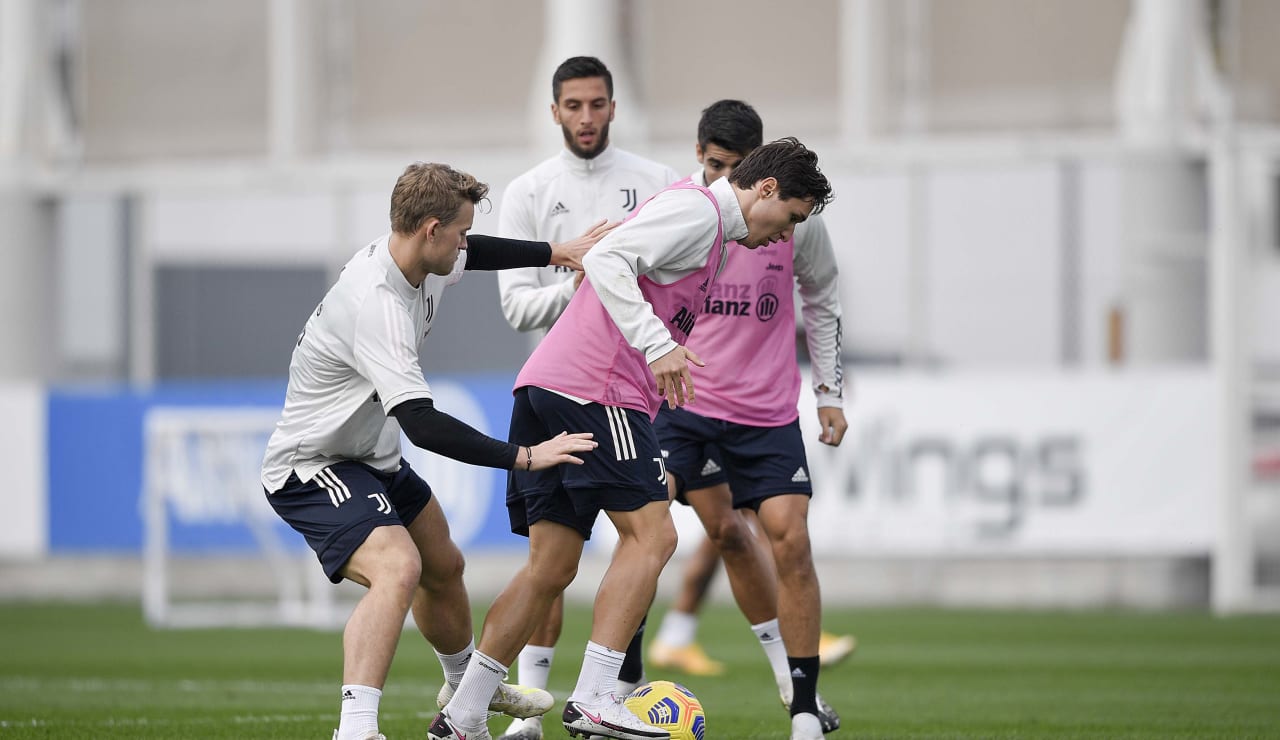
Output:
[620, 188, 638, 211]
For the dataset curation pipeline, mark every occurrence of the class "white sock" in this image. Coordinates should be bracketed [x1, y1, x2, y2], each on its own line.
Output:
[336, 684, 381, 740]
[752, 619, 791, 695]
[448, 650, 508, 728]
[655, 610, 699, 648]
[435, 639, 476, 690]
[517, 644, 556, 690]
[571, 641, 625, 703]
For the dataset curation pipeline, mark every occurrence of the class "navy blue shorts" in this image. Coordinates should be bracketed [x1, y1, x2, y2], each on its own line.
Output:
[265, 458, 431, 583]
[654, 405, 812, 509]
[507, 386, 669, 540]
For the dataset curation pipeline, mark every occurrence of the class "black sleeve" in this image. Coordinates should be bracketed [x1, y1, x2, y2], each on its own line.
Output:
[389, 398, 521, 470]
[464, 234, 553, 271]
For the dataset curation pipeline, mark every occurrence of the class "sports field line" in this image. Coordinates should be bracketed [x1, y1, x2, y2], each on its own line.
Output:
[0, 675, 438, 697]
[0, 711, 430, 730]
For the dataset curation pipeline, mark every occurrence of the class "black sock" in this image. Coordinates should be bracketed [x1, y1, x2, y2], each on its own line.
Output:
[618, 614, 647, 684]
[787, 655, 821, 717]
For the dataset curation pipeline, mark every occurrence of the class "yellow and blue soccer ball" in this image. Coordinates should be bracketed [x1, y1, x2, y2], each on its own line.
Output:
[624, 680, 706, 740]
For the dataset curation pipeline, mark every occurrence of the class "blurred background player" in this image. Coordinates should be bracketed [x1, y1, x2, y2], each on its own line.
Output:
[432, 138, 833, 740]
[649, 536, 856, 676]
[260, 162, 602, 740]
[495, 54, 679, 740]
[645, 100, 847, 740]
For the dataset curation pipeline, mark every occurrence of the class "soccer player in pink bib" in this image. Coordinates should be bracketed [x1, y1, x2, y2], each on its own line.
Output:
[650, 100, 849, 740]
[430, 139, 833, 740]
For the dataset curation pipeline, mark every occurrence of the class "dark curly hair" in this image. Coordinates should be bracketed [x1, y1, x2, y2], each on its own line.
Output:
[728, 137, 833, 214]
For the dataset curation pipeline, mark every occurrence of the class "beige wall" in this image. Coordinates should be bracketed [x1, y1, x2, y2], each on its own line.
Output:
[71, 0, 1280, 162]
[1238, 0, 1280, 123]
[83, 0, 268, 160]
[343, 0, 544, 151]
[634, 0, 841, 142]
[926, 0, 1128, 131]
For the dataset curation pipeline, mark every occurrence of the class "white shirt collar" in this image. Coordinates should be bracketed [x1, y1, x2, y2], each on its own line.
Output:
[558, 144, 617, 175]
[707, 176, 748, 244]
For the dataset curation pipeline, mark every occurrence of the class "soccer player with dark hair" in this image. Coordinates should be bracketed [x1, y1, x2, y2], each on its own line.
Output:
[493, 54, 680, 740]
[648, 100, 848, 740]
[431, 139, 833, 740]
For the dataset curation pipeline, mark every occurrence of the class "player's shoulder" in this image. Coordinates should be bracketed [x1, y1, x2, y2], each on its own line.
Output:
[340, 237, 406, 300]
[512, 154, 571, 188]
[337, 237, 385, 282]
[611, 148, 679, 181]
[793, 213, 831, 249]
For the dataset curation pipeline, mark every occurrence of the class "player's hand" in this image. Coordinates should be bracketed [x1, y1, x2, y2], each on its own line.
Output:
[524, 432, 597, 470]
[573, 270, 585, 290]
[817, 407, 848, 447]
[649, 345, 705, 409]
[550, 219, 618, 272]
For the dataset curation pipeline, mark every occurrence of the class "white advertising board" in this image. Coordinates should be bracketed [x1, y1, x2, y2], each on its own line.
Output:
[799, 370, 1215, 556]
[0, 382, 46, 557]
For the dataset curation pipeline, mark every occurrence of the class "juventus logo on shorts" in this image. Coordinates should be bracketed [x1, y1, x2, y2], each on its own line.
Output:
[367, 492, 392, 514]
[605, 406, 637, 461]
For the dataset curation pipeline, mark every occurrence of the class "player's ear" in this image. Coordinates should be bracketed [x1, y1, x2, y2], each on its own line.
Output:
[421, 217, 440, 241]
[550, 102, 560, 124]
[608, 100, 616, 122]
[758, 176, 779, 199]
[695, 143, 705, 163]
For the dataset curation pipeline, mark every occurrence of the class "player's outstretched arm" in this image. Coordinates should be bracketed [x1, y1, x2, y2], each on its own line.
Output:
[648, 345, 705, 410]
[523, 431, 599, 470]
[549, 218, 617, 272]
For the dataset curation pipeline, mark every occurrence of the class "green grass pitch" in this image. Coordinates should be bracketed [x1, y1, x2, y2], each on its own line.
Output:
[1, 601, 1278, 738]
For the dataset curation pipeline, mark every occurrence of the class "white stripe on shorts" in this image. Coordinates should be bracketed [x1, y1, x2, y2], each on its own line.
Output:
[606, 406, 637, 461]
[317, 467, 351, 507]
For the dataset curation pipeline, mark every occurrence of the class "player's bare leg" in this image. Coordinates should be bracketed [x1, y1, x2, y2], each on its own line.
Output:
[406, 496, 472, 653]
[529, 594, 565, 652]
[341, 525, 421, 687]
[755, 494, 826, 738]
[748, 508, 856, 666]
[560, 501, 677, 740]
[480, 520, 584, 665]
[649, 532, 726, 676]
[675, 534, 721, 614]
[435, 521, 582, 735]
[337, 524, 422, 739]
[688, 486, 778, 625]
[754, 495, 820, 653]
[500, 594, 565, 739]
[594, 501, 678, 651]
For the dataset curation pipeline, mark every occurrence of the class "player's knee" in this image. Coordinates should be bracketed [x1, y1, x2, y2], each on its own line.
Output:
[527, 558, 578, 595]
[371, 547, 423, 597]
[419, 548, 465, 592]
[706, 516, 751, 555]
[654, 517, 679, 563]
[770, 526, 814, 567]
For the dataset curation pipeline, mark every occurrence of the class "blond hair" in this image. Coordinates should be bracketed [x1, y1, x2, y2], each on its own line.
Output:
[389, 162, 490, 235]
